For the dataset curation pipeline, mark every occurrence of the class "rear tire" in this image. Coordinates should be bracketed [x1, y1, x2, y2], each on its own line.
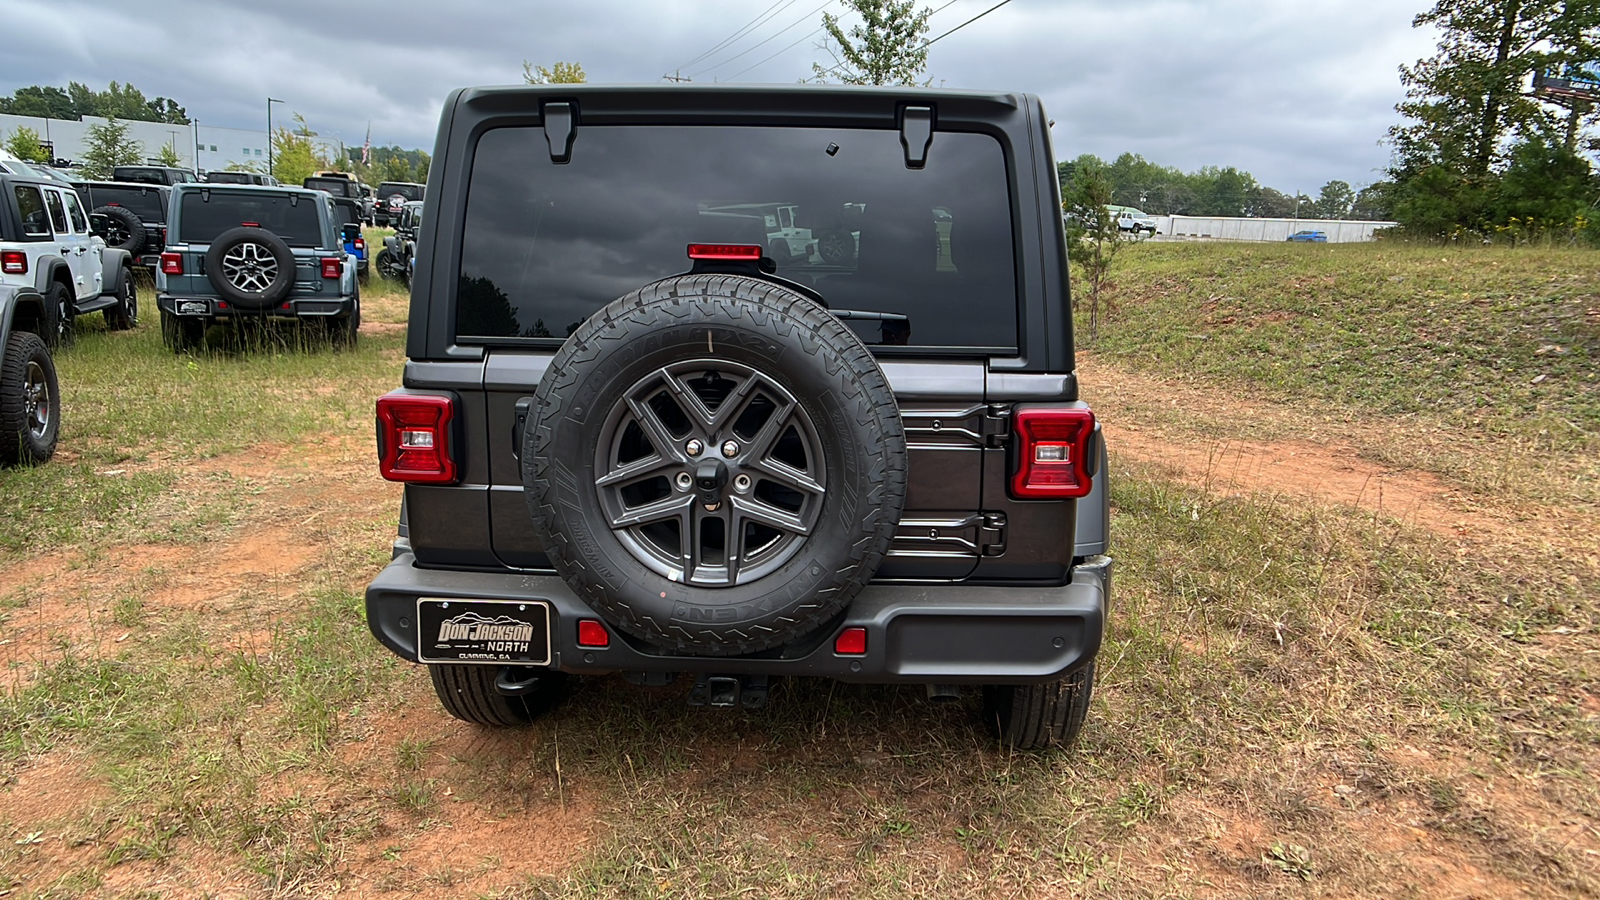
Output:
[982, 662, 1095, 750]
[104, 268, 138, 331]
[0, 331, 59, 466]
[43, 282, 73, 349]
[429, 665, 566, 726]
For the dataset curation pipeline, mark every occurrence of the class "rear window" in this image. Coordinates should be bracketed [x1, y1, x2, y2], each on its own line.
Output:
[178, 191, 323, 247]
[455, 125, 1017, 350]
[86, 184, 167, 222]
[330, 201, 362, 227]
[206, 172, 255, 184]
[305, 177, 359, 198]
[377, 182, 424, 201]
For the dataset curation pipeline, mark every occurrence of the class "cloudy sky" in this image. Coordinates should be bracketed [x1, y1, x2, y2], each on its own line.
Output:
[3, 0, 1440, 192]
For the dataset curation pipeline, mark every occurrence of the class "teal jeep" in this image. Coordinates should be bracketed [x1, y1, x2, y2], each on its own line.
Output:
[155, 184, 361, 351]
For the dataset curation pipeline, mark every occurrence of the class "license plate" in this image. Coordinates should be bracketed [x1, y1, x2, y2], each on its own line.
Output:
[177, 300, 208, 315]
[415, 598, 551, 665]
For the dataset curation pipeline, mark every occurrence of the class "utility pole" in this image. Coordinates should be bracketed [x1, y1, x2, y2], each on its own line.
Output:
[662, 71, 692, 82]
[267, 97, 284, 176]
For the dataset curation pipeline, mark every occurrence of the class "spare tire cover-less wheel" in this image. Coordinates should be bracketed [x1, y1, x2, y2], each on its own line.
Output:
[204, 227, 296, 309]
[92, 205, 145, 254]
[526, 275, 907, 656]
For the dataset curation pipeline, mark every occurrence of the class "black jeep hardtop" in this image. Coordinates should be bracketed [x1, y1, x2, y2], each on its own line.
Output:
[365, 84, 1109, 748]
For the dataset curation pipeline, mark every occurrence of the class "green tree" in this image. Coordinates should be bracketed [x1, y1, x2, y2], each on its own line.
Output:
[1314, 180, 1356, 219]
[1061, 155, 1134, 341]
[0, 86, 76, 119]
[812, 0, 932, 86]
[3, 127, 51, 164]
[270, 115, 328, 186]
[1491, 138, 1596, 232]
[78, 117, 143, 179]
[522, 60, 587, 84]
[155, 138, 183, 168]
[1391, 1, 1599, 178]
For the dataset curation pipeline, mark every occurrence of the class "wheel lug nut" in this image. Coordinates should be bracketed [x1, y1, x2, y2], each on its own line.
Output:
[675, 472, 693, 490]
[721, 441, 739, 458]
[686, 439, 704, 457]
[733, 474, 752, 493]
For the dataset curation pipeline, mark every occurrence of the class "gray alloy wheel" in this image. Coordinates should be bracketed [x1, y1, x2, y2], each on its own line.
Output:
[593, 358, 827, 588]
[526, 274, 907, 657]
[221, 241, 280, 293]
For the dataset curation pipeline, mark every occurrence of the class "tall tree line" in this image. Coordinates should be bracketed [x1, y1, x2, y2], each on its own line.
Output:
[0, 81, 188, 124]
[1058, 153, 1384, 220]
[1378, 0, 1600, 240]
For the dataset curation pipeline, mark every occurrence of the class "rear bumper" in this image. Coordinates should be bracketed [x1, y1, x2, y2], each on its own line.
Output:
[365, 554, 1109, 684]
[157, 294, 356, 318]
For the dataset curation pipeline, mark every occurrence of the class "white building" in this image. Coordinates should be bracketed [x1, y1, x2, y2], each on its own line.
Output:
[1159, 215, 1397, 243]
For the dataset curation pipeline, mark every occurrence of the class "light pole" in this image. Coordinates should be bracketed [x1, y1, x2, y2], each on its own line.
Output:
[266, 97, 284, 176]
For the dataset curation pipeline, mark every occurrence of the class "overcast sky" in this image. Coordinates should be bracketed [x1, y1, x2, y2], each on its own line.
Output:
[2, 0, 1440, 192]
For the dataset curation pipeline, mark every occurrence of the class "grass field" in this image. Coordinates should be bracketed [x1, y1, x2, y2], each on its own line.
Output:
[0, 245, 1595, 898]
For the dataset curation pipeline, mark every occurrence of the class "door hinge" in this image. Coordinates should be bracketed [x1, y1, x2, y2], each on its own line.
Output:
[542, 101, 577, 164]
[511, 396, 535, 463]
[980, 513, 1007, 557]
[981, 405, 1011, 447]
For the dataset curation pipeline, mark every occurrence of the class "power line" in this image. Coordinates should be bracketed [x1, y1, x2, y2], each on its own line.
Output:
[691, 0, 833, 79]
[925, 0, 1012, 46]
[671, 0, 790, 76]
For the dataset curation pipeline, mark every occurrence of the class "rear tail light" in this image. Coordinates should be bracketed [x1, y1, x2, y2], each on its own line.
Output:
[376, 392, 458, 483]
[834, 627, 867, 655]
[1011, 407, 1097, 499]
[688, 243, 762, 261]
[354, 238, 365, 252]
[1, 251, 25, 275]
[320, 257, 341, 278]
[576, 619, 610, 648]
[160, 252, 183, 275]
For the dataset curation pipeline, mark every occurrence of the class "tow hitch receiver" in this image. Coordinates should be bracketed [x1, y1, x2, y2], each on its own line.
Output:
[689, 674, 769, 710]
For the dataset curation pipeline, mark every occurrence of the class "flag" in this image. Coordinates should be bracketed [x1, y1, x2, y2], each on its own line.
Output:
[362, 123, 371, 166]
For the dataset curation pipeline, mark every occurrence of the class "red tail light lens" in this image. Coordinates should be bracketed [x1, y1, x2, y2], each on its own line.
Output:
[320, 257, 342, 279]
[0, 251, 25, 275]
[354, 238, 365, 252]
[834, 627, 867, 655]
[1011, 407, 1097, 499]
[160, 252, 183, 275]
[687, 243, 762, 261]
[376, 392, 458, 484]
[576, 619, 610, 648]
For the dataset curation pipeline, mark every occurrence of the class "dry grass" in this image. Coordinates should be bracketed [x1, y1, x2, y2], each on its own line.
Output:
[0, 248, 1595, 898]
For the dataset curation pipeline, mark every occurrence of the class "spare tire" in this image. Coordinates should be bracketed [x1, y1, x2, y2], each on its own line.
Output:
[526, 275, 907, 656]
[92, 205, 145, 254]
[204, 226, 295, 309]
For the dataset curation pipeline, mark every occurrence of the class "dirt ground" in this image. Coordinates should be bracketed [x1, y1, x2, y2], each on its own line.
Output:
[0, 344, 1595, 898]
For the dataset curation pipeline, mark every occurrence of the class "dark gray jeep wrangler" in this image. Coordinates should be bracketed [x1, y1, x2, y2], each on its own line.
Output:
[365, 85, 1110, 749]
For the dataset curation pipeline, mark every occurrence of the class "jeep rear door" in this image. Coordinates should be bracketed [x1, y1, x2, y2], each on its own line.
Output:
[443, 121, 1017, 580]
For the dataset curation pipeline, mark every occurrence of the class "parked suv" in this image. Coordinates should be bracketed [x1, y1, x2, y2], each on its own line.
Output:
[376, 199, 423, 283]
[0, 285, 59, 466]
[205, 172, 279, 186]
[364, 86, 1111, 750]
[373, 181, 424, 226]
[113, 165, 198, 186]
[1, 171, 139, 344]
[155, 184, 360, 350]
[78, 181, 171, 269]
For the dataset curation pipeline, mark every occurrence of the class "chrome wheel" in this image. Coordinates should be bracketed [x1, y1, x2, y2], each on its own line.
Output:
[593, 359, 826, 587]
[221, 242, 279, 293]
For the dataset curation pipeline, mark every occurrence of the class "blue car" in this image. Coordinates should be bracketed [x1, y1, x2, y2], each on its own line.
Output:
[1287, 230, 1328, 243]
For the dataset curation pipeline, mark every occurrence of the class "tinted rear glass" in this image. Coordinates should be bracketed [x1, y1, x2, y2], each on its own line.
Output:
[377, 182, 424, 201]
[330, 201, 362, 227]
[206, 172, 255, 184]
[178, 192, 323, 247]
[305, 177, 359, 198]
[85, 184, 167, 222]
[456, 125, 1017, 349]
